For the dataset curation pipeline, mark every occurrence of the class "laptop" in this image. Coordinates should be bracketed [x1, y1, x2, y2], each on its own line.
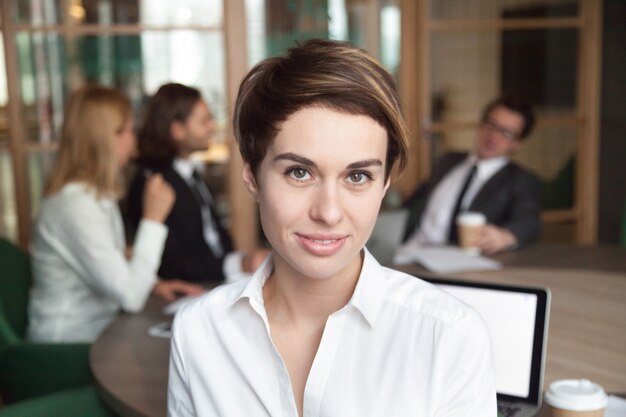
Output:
[424, 277, 551, 417]
[366, 209, 409, 266]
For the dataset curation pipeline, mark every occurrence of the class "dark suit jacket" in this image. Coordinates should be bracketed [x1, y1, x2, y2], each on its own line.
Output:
[403, 152, 541, 247]
[124, 164, 233, 283]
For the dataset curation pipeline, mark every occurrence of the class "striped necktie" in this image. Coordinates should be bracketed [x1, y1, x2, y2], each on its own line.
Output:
[189, 170, 224, 257]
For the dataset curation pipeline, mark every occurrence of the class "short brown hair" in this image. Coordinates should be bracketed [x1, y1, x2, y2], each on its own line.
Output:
[233, 39, 409, 180]
[137, 83, 202, 168]
[46, 85, 131, 198]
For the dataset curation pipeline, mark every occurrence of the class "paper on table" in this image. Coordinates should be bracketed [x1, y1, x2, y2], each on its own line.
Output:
[393, 243, 501, 273]
[606, 395, 626, 417]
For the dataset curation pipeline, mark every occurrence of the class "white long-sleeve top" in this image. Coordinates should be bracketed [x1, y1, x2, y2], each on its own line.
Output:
[27, 182, 167, 343]
[168, 250, 496, 417]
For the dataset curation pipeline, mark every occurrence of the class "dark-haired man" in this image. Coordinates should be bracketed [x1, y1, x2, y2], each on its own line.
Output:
[125, 83, 268, 283]
[403, 96, 541, 254]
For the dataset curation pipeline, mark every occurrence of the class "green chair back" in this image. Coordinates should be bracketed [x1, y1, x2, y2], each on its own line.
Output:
[0, 239, 95, 404]
[0, 238, 32, 344]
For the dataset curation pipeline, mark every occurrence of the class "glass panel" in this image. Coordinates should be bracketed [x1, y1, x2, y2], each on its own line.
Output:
[264, 0, 330, 58]
[16, 31, 227, 142]
[245, 0, 266, 66]
[514, 125, 576, 210]
[245, 0, 382, 63]
[431, 0, 579, 20]
[0, 32, 16, 242]
[139, 0, 222, 27]
[501, 28, 578, 113]
[141, 31, 227, 123]
[430, 127, 477, 158]
[27, 151, 56, 218]
[431, 29, 577, 123]
[14, 0, 64, 25]
[0, 148, 18, 241]
[15, 0, 222, 27]
[431, 31, 501, 123]
[380, 0, 400, 76]
[343, 0, 374, 49]
[1, 32, 8, 146]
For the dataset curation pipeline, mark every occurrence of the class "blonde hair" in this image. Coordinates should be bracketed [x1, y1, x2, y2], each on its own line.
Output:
[46, 85, 131, 198]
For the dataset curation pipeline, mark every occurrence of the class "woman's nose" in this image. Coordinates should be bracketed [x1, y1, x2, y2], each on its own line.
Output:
[310, 181, 343, 226]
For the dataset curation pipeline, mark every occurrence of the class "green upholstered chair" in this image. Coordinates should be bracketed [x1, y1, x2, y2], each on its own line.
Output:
[0, 385, 117, 417]
[0, 238, 93, 404]
[540, 157, 574, 211]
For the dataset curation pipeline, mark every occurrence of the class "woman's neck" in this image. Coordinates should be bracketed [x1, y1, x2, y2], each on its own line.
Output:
[263, 254, 363, 327]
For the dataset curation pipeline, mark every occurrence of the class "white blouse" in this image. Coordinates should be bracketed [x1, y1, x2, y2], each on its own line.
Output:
[28, 182, 167, 343]
[168, 250, 496, 417]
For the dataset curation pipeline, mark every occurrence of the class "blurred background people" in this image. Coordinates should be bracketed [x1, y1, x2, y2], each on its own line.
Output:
[403, 96, 540, 254]
[27, 85, 203, 343]
[125, 83, 268, 284]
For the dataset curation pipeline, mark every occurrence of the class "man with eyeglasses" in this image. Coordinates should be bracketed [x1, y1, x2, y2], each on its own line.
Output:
[403, 96, 540, 254]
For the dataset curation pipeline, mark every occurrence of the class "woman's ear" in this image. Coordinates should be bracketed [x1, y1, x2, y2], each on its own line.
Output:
[242, 163, 259, 200]
[383, 177, 391, 194]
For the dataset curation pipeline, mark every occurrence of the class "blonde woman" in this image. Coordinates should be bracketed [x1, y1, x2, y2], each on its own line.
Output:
[28, 85, 203, 343]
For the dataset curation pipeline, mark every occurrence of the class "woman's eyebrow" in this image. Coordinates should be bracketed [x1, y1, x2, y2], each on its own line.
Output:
[274, 153, 383, 170]
[274, 153, 316, 168]
[347, 159, 383, 169]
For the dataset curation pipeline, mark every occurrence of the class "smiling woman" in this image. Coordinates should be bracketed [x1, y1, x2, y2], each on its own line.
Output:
[168, 39, 497, 417]
[245, 107, 389, 282]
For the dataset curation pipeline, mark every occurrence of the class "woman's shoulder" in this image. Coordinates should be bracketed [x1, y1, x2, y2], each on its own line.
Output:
[51, 182, 113, 206]
[39, 182, 115, 223]
[379, 267, 480, 326]
[174, 279, 249, 322]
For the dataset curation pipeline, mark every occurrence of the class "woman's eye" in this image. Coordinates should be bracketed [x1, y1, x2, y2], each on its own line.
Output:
[347, 171, 372, 185]
[286, 167, 311, 181]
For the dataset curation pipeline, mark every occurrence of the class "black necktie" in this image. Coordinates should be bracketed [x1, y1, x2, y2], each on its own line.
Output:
[190, 170, 224, 257]
[448, 164, 477, 243]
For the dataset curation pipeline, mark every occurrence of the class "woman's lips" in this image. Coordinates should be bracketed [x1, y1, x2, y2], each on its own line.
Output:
[296, 233, 348, 256]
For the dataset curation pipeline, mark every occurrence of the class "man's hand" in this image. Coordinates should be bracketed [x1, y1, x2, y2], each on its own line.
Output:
[477, 225, 517, 255]
[152, 280, 206, 301]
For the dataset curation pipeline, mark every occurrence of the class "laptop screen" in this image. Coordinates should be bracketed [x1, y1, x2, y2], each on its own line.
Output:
[424, 278, 550, 405]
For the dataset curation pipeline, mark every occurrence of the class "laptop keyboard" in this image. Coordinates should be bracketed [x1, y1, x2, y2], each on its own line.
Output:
[497, 403, 522, 417]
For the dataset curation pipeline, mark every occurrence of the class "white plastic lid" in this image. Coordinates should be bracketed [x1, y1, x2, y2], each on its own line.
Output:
[544, 379, 608, 411]
[456, 211, 486, 226]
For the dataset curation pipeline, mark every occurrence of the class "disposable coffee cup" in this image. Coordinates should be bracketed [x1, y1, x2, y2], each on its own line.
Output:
[544, 379, 607, 417]
[456, 212, 486, 254]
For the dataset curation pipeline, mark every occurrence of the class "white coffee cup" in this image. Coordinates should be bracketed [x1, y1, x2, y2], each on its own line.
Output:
[544, 379, 608, 417]
[455, 212, 486, 254]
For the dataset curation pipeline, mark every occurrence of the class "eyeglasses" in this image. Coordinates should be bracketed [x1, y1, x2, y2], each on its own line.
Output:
[482, 119, 521, 140]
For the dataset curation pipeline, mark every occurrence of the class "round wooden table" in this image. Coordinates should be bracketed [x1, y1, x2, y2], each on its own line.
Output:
[90, 297, 171, 417]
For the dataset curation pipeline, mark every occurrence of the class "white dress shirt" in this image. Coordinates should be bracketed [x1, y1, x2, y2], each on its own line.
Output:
[168, 249, 496, 417]
[412, 154, 509, 244]
[172, 158, 246, 283]
[27, 182, 167, 343]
